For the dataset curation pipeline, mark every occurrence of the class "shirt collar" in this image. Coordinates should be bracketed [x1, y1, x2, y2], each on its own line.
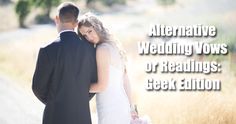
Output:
[59, 30, 76, 35]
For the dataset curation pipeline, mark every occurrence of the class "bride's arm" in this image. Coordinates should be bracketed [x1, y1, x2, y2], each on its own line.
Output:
[123, 69, 133, 105]
[89, 46, 110, 93]
[124, 69, 139, 119]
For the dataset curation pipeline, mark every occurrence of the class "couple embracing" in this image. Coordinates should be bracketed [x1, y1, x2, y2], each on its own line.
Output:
[32, 2, 137, 124]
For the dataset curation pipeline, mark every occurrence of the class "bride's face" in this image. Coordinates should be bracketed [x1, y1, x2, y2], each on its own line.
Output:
[79, 26, 100, 44]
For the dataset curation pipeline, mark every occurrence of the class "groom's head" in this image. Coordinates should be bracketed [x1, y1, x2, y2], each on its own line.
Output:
[55, 2, 79, 31]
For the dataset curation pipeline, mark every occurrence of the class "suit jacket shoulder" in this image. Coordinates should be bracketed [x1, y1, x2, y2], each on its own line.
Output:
[40, 38, 62, 64]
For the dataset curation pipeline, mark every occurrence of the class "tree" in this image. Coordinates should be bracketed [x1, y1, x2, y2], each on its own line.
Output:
[0, 0, 12, 5]
[101, 0, 126, 6]
[86, 0, 126, 7]
[156, 0, 176, 6]
[86, 0, 94, 6]
[15, 0, 30, 28]
[86, 0, 95, 8]
[31, 0, 61, 23]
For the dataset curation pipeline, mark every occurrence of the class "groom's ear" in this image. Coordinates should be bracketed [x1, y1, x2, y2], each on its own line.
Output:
[72, 19, 78, 27]
[54, 16, 60, 25]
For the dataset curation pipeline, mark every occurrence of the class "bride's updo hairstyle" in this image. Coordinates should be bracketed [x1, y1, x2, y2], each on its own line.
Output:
[77, 12, 127, 64]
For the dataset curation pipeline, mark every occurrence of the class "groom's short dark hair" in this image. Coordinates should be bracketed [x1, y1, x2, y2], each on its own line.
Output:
[58, 2, 79, 23]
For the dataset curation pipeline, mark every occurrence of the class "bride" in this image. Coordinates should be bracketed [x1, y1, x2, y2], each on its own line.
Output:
[77, 13, 137, 124]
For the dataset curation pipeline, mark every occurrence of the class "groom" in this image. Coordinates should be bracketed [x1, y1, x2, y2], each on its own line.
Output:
[32, 2, 97, 124]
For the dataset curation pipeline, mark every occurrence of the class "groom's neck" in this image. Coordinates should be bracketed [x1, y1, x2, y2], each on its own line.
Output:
[58, 23, 75, 33]
[59, 27, 74, 32]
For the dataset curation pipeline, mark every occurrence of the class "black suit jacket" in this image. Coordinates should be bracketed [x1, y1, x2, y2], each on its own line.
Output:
[32, 31, 97, 124]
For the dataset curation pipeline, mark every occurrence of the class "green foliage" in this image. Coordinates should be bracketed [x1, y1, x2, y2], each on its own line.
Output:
[212, 33, 236, 53]
[35, 14, 54, 24]
[204, 33, 236, 62]
[100, 0, 126, 6]
[15, 0, 31, 28]
[156, 0, 176, 6]
[0, 0, 12, 5]
[31, 0, 61, 22]
[86, 0, 94, 5]
[31, 0, 60, 9]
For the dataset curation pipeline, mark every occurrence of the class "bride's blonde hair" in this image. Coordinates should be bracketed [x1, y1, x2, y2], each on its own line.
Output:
[77, 12, 127, 63]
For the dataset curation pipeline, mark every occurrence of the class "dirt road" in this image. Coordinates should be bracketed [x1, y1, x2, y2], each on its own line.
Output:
[0, 76, 43, 124]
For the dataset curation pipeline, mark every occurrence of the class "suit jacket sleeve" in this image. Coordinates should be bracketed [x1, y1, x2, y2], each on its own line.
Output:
[32, 48, 53, 104]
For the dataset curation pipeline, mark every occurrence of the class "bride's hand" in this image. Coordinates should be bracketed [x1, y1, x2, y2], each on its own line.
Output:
[130, 104, 139, 119]
[131, 110, 139, 120]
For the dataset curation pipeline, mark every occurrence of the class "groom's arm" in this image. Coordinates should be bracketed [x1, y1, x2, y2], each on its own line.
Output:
[32, 48, 53, 104]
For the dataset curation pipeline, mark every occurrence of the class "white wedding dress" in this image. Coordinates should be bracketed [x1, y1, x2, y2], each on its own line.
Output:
[96, 43, 131, 124]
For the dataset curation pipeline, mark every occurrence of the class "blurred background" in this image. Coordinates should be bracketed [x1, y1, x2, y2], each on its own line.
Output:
[0, 0, 236, 124]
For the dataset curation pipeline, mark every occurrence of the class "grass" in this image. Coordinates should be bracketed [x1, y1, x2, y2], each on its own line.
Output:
[127, 53, 236, 123]
[0, 25, 57, 87]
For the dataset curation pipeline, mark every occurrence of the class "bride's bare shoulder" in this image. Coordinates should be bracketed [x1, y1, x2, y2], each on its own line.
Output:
[96, 43, 111, 52]
[96, 43, 111, 58]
